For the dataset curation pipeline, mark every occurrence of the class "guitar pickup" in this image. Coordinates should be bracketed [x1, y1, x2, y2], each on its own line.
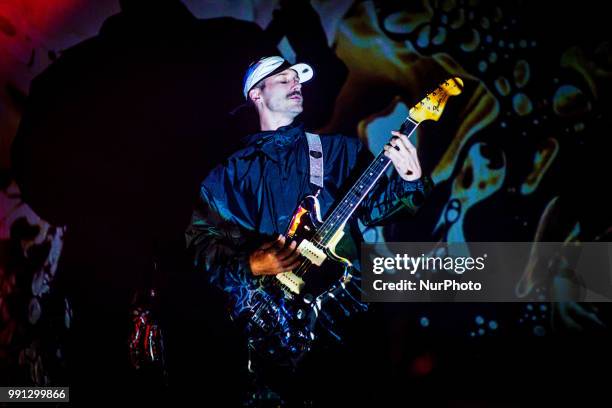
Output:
[297, 239, 327, 266]
[276, 272, 305, 295]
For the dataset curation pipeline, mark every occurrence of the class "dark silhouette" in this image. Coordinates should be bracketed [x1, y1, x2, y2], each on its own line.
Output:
[10, 0, 347, 403]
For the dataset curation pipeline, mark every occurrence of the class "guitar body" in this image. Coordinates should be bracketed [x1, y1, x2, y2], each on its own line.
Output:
[242, 194, 364, 366]
[285, 194, 352, 296]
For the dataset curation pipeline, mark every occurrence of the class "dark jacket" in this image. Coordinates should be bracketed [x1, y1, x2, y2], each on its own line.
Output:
[186, 122, 432, 317]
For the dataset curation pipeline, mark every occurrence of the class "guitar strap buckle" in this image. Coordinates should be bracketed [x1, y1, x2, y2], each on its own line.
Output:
[305, 132, 324, 189]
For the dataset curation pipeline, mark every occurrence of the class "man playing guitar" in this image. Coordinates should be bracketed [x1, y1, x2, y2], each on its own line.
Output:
[187, 55, 432, 406]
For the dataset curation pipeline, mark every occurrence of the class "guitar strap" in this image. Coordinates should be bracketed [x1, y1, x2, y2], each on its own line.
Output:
[305, 132, 324, 189]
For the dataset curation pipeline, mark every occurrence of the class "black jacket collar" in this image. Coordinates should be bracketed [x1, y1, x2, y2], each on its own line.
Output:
[242, 122, 305, 148]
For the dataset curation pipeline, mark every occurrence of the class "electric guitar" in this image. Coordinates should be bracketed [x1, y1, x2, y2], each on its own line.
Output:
[240, 77, 464, 366]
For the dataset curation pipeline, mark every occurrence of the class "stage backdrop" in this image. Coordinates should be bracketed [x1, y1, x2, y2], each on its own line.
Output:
[1, 0, 610, 386]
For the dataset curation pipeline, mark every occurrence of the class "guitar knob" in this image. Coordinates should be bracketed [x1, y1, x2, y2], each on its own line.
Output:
[303, 294, 314, 304]
[297, 309, 305, 320]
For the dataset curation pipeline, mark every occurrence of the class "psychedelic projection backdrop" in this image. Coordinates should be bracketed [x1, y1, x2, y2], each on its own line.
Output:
[1, 0, 610, 385]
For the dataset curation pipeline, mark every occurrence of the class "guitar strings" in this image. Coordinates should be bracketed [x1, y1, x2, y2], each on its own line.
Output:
[293, 154, 389, 278]
[317, 123, 419, 245]
[305, 80, 456, 249]
[292, 122, 419, 279]
[315, 152, 389, 245]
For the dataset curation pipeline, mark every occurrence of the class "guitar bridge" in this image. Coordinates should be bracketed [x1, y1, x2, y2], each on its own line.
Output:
[275, 271, 305, 295]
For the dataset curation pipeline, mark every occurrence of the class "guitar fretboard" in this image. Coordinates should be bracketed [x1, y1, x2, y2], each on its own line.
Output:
[314, 118, 420, 246]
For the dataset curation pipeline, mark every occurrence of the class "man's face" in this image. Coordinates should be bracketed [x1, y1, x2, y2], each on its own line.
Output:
[256, 68, 303, 116]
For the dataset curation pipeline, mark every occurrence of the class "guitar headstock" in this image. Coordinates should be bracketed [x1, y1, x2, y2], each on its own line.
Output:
[408, 77, 464, 123]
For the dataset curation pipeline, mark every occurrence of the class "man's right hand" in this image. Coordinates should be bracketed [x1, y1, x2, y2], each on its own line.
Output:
[249, 234, 301, 276]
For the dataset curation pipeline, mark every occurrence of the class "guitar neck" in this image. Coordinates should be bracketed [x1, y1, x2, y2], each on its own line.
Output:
[314, 118, 420, 246]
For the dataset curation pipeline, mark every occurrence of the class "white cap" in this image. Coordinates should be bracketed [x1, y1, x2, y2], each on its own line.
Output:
[242, 56, 314, 99]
